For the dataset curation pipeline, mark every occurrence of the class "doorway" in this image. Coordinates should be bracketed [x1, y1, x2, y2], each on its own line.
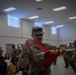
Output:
[6, 44, 15, 54]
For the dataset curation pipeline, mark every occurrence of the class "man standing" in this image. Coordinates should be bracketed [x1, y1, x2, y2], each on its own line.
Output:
[20, 27, 64, 75]
[69, 49, 76, 73]
[17, 45, 22, 58]
[10, 45, 17, 58]
[0, 47, 3, 57]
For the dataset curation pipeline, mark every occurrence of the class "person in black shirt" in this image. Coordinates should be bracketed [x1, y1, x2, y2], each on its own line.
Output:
[0, 57, 7, 75]
[0, 47, 3, 57]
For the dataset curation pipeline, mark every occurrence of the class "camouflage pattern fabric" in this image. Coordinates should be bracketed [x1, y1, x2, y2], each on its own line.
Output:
[19, 43, 52, 75]
[10, 49, 17, 58]
[10, 48, 22, 58]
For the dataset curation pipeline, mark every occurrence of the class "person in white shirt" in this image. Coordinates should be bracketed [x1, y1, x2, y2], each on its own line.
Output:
[5, 53, 11, 67]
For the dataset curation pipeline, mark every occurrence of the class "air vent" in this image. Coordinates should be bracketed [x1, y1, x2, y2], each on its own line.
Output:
[68, 22, 71, 24]
[36, 8, 42, 10]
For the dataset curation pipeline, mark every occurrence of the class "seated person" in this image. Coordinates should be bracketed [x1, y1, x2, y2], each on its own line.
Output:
[8, 57, 19, 75]
[0, 57, 7, 75]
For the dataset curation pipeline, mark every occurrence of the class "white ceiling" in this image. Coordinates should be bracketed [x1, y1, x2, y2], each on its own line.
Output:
[0, 0, 76, 26]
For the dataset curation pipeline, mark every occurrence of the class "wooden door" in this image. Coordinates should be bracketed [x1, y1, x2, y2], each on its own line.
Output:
[6, 44, 14, 54]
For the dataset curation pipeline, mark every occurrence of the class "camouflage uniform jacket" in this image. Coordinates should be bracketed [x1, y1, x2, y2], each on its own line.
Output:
[16, 48, 22, 58]
[72, 50, 76, 60]
[19, 43, 52, 75]
[10, 48, 17, 58]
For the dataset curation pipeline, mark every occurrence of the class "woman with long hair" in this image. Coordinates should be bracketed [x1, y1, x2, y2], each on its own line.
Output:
[8, 57, 19, 75]
[5, 53, 11, 67]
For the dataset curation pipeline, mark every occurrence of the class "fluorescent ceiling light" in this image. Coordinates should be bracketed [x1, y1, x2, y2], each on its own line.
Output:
[45, 21, 54, 24]
[53, 6, 67, 11]
[56, 25, 64, 28]
[3, 7, 16, 12]
[35, 0, 43, 2]
[69, 16, 76, 19]
[28, 16, 39, 19]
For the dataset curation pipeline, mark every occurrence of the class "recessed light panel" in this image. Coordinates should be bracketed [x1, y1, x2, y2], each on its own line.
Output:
[28, 16, 39, 19]
[53, 6, 67, 11]
[56, 25, 64, 28]
[35, 0, 43, 2]
[69, 16, 76, 19]
[45, 21, 54, 24]
[3, 7, 16, 12]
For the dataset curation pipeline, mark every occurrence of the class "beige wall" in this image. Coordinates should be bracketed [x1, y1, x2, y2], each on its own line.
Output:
[58, 25, 76, 46]
[0, 13, 59, 55]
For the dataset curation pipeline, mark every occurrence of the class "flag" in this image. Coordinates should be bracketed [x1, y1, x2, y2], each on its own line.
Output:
[34, 41, 60, 70]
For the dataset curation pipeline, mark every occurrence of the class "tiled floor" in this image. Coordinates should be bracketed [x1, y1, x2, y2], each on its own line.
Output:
[51, 56, 76, 75]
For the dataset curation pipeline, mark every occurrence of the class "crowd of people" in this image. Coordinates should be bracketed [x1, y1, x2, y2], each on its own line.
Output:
[0, 45, 22, 75]
[0, 27, 76, 75]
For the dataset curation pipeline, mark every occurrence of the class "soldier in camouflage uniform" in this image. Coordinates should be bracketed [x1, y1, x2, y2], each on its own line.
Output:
[16, 45, 22, 58]
[19, 27, 64, 75]
[69, 41, 76, 73]
[69, 49, 76, 73]
[60, 45, 70, 68]
[19, 27, 52, 75]
[63, 51, 69, 68]
[10, 45, 17, 58]
[10, 45, 22, 58]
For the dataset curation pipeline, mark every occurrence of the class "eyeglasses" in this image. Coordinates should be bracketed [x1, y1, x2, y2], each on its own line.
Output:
[35, 34, 43, 36]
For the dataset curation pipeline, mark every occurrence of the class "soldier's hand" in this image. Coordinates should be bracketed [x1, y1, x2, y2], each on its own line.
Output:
[60, 46, 66, 53]
[24, 39, 34, 49]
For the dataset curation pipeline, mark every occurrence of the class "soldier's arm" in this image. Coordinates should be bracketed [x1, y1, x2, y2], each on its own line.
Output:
[66, 48, 75, 52]
[44, 43, 63, 54]
[19, 48, 30, 69]
[19, 39, 34, 69]
[29, 46, 44, 68]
